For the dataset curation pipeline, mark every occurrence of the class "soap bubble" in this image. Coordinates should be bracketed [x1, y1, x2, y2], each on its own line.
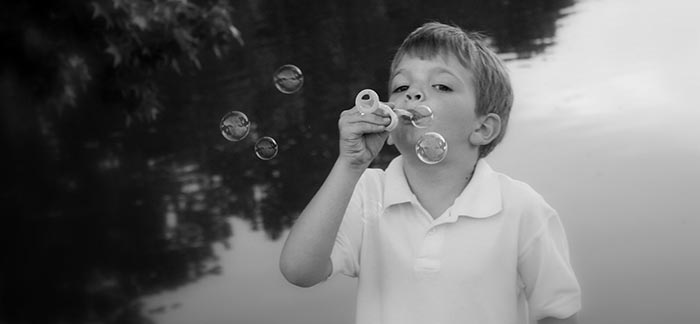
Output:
[409, 105, 434, 128]
[220, 111, 250, 142]
[273, 64, 304, 94]
[255, 136, 278, 160]
[415, 132, 447, 164]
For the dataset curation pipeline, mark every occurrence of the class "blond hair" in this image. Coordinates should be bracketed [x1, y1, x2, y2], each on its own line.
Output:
[390, 22, 513, 158]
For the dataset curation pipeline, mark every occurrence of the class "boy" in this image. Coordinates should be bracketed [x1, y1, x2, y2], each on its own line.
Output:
[280, 22, 581, 324]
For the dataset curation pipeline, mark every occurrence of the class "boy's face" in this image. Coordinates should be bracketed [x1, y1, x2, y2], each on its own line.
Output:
[388, 53, 480, 162]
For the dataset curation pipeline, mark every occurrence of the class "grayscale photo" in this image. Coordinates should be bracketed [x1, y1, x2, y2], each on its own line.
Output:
[2, 0, 698, 323]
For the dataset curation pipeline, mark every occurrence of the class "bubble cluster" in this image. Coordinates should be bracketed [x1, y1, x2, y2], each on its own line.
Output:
[219, 65, 307, 160]
[415, 132, 448, 164]
[255, 136, 279, 160]
[273, 64, 304, 94]
[220, 111, 250, 142]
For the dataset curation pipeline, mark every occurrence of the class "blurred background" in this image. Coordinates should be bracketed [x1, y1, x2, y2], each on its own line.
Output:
[1, 0, 698, 323]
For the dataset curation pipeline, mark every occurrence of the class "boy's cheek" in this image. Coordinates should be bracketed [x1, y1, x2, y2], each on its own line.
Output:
[390, 125, 421, 148]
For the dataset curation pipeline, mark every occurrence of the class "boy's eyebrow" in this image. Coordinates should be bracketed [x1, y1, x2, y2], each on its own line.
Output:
[390, 67, 464, 83]
[390, 68, 406, 80]
[431, 67, 462, 81]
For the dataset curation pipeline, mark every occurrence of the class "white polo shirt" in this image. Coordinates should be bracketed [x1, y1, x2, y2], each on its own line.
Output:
[329, 156, 581, 324]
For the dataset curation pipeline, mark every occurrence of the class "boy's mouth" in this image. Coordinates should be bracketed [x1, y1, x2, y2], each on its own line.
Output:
[391, 104, 434, 129]
[394, 108, 413, 122]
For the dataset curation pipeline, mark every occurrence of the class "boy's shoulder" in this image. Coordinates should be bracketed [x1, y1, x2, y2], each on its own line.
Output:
[490, 167, 561, 242]
[490, 167, 557, 219]
[357, 156, 404, 192]
[492, 169, 546, 204]
[353, 166, 387, 198]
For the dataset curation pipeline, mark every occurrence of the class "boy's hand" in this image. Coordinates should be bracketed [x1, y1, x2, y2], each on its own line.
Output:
[337, 103, 394, 169]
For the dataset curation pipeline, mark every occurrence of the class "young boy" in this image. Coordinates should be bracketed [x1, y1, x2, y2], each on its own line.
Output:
[280, 22, 581, 324]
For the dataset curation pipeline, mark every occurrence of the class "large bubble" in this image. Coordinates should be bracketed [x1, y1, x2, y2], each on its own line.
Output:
[415, 132, 448, 164]
[220, 111, 250, 142]
[273, 64, 304, 94]
[255, 136, 279, 160]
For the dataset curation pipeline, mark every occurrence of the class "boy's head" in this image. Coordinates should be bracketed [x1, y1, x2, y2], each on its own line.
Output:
[389, 22, 513, 158]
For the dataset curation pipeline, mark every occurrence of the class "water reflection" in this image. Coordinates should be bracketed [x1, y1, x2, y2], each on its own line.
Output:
[2, 0, 579, 323]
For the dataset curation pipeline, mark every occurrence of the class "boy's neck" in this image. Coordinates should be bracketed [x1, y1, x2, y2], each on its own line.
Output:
[402, 155, 479, 220]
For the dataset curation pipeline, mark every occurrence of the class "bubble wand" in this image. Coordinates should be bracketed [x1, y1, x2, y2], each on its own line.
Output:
[355, 89, 402, 131]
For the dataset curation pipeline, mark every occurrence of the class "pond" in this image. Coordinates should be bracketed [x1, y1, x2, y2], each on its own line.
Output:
[3, 0, 699, 323]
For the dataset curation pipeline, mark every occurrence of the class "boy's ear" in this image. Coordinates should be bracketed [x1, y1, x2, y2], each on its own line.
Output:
[468, 113, 502, 146]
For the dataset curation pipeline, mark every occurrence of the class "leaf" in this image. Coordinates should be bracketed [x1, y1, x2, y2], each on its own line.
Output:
[131, 15, 149, 30]
[149, 106, 159, 121]
[113, 0, 127, 9]
[229, 25, 244, 46]
[63, 85, 77, 107]
[171, 59, 182, 75]
[189, 53, 201, 70]
[105, 42, 122, 67]
[90, 2, 113, 27]
[212, 44, 221, 58]
[173, 28, 197, 50]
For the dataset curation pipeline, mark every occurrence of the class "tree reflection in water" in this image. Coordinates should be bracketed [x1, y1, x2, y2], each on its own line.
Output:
[1, 0, 575, 323]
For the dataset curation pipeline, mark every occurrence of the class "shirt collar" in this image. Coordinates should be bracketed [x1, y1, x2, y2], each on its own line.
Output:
[451, 159, 502, 219]
[383, 155, 414, 206]
[383, 156, 502, 219]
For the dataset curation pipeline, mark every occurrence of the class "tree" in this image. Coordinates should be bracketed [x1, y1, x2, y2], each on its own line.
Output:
[1, 1, 243, 323]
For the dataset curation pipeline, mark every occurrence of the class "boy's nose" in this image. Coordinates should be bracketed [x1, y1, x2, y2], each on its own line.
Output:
[406, 90, 423, 101]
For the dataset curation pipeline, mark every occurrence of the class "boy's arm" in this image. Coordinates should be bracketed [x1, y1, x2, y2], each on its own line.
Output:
[520, 200, 581, 321]
[279, 106, 390, 287]
[539, 314, 578, 324]
[279, 158, 364, 287]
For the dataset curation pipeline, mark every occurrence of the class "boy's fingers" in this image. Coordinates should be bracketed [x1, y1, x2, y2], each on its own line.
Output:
[344, 122, 387, 135]
[357, 113, 391, 126]
[342, 110, 390, 126]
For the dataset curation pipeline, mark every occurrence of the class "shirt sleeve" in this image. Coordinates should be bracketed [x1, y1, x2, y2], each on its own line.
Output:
[518, 203, 582, 320]
[327, 170, 375, 279]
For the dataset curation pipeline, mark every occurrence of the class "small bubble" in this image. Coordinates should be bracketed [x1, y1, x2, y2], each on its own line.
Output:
[273, 64, 304, 94]
[409, 105, 434, 128]
[255, 136, 278, 160]
[220, 111, 250, 142]
[415, 132, 447, 164]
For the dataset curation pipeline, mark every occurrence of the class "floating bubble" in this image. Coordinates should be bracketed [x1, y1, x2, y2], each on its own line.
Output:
[409, 105, 434, 128]
[220, 111, 250, 142]
[255, 136, 279, 160]
[415, 132, 448, 164]
[273, 64, 304, 94]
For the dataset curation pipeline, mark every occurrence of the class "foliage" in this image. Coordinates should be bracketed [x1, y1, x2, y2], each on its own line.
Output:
[3, 0, 242, 123]
[91, 0, 243, 122]
[1, 1, 243, 323]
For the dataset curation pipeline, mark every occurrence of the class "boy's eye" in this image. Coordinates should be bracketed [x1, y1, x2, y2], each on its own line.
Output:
[392, 85, 409, 93]
[433, 84, 452, 92]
